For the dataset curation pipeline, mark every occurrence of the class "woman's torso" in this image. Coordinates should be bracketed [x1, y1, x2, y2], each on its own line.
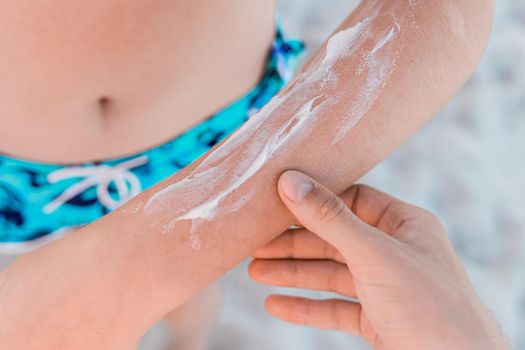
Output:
[0, 0, 275, 163]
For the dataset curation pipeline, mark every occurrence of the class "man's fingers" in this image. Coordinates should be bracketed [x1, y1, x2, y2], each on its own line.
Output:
[252, 229, 345, 263]
[249, 259, 356, 297]
[339, 184, 439, 238]
[277, 171, 388, 259]
[265, 295, 362, 335]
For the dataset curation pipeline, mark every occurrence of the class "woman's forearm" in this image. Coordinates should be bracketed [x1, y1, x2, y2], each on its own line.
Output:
[137, 0, 494, 303]
[0, 1, 493, 348]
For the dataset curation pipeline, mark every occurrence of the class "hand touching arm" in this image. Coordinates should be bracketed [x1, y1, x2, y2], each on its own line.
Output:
[0, 1, 494, 348]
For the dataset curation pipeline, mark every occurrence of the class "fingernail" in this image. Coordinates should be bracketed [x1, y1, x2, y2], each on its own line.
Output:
[281, 171, 314, 202]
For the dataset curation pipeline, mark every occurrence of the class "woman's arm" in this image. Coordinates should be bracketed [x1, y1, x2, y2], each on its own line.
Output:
[0, 1, 493, 348]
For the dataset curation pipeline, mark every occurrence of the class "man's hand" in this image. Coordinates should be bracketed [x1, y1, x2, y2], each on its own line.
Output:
[249, 170, 509, 350]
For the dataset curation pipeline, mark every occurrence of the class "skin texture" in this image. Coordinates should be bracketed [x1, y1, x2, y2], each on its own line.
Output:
[250, 171, 510, 350]
[0, 0, 494, 349]
[0, 1, 274, 347]
[0, 0, 275, 162]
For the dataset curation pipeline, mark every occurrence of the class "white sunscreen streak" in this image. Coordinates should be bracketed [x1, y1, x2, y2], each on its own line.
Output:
[322, 21, 367, 68]
[146, 98, 320, 234]
[145, 4, 412, 247]
[334, 23, 401, 143]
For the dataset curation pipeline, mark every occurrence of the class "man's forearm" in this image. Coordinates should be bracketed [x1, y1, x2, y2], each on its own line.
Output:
[0, 0, 493, 348]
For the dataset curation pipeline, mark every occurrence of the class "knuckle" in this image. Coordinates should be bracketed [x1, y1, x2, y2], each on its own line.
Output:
[289, 261, 300, 281]
[410, 205, 436, 222]
[406, 206, 449, 241]
[316, 195, 346, 223]
[326, 262, 342, 292]
[322, 241, 337, 260]
[419, 207, 438, 222]
[304, 299, 315, 325]
[284, 231, 296, 258]
[330, 300, 344, 330]
[248, 261, 266, 278]
[416, 207, 446, 230]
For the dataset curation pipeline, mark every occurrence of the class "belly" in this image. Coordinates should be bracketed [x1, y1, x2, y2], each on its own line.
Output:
[0, 0, 275, 163]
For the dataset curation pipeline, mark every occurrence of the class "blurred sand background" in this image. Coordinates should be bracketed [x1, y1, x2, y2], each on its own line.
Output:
[91, 0, 525, 348]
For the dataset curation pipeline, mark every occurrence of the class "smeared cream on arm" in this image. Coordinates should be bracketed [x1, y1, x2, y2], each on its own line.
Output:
[0, 1, 492, 348]
[144, 1, 421, 247]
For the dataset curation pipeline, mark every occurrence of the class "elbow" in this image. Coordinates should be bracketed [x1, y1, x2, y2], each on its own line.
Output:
[461, 0, 494, 71]
[413, 0, 494, 77]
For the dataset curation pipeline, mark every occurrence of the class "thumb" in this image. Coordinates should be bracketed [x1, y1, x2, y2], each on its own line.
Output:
[278, 170, 387, 260]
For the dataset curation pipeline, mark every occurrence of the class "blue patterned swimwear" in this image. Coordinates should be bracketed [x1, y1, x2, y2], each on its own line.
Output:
[0, 29, 304, 253]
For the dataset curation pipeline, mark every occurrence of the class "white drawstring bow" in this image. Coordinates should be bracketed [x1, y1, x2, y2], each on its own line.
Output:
[43, 155, 148, 214]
